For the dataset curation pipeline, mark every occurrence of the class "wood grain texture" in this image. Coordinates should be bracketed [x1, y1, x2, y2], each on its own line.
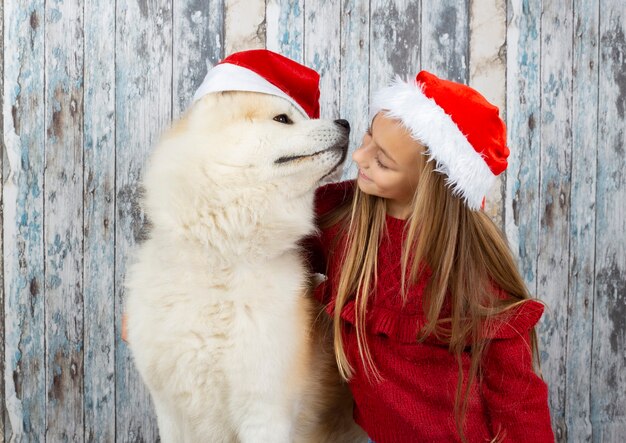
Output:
[566, 0, 599, 440]
[370, 0, 421, 93]
[421, 0, 469, 84]
[173, 0, 225, 118]
[0, 1, 625, 438]
[339, 0, 370, 179]
[304, 0, 340, 119]
[504, 0, 541, 301]
[83, 0, 115, 440]
[2, 1, 46, 440]
[43, 0, 85, 439]
[115, 0, 173, 440]
[469, 0, 506, 111]
[224, 0, 265, 55]
[266, 0, 304, 63]
[537, 0, 573, 439]
[469, 0, 506, 226]
[0, 0, 4, 438]
[592, 0, 626, 439]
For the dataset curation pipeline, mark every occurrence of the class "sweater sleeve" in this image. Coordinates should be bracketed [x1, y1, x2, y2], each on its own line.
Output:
[481, 303, 555, 442]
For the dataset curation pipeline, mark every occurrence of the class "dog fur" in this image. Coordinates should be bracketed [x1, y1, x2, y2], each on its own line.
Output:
[125, 91, 365, 442]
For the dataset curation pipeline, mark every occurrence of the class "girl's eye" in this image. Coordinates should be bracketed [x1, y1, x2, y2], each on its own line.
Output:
[273, 114, 293, 124]
[376, 157, 388, 169]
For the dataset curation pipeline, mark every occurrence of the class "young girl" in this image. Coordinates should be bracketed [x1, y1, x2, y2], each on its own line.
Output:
[304, 71, 554, 442]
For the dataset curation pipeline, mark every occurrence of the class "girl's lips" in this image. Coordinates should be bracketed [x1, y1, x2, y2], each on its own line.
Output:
[359, 169, 372, 182]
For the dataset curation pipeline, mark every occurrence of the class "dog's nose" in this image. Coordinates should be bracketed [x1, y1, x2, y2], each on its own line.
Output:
[334, 119, 350, 131]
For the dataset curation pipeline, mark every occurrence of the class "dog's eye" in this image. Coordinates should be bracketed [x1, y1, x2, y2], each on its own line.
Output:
[273, 114, 293, 125]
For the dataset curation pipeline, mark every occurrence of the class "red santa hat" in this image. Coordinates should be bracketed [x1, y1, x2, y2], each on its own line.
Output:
[370, 71, 509, 210]
[193, 49, 320, 119]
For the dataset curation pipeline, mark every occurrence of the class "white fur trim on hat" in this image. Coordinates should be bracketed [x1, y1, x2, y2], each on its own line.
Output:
[193, 63, 308, 117]
[370, 77, 496, 210]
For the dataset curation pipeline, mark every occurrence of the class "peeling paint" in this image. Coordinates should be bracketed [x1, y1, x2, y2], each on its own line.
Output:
[2, 0, 625, 439]
[601, 21, 626, 119]
[597, 263, 626, 356]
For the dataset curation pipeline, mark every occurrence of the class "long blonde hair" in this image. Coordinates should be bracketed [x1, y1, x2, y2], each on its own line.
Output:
[323, 155, 540, 441]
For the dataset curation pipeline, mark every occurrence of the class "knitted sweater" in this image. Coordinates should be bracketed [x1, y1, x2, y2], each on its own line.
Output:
[303, 180, 555, 443]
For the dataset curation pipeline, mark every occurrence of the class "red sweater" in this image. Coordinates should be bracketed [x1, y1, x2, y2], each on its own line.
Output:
[303, 180, 554, 443]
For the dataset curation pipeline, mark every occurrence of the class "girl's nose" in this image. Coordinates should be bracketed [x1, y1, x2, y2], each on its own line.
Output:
[352, 136, 370, 166]
[352, 145, 366, 166]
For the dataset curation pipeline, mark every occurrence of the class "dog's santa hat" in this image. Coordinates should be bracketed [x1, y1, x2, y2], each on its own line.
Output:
[370, 71, 509, 210]
[193, 49, 320, 119]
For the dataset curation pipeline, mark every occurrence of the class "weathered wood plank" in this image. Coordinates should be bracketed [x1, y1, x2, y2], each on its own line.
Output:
[304, 0, 341, 119]
[224, 0, 265, 55]
[0, 0, 5, 439]
[504, 0, 541, 306]
[469, 0, 506, 112]
[566, 0, 599, 440]
[115, 0, 173, 440]
[537, 1, 573, 440]
[339, 0, 370, 179]
[370, 0, 421, 93]
[173, 0, 225, 118]
[2, 1, 46, 440]
[420, 0, 469, 84]
[2, 1, 626, 437]
[83, 0, 115, 440]
[43, 0, 85, 439]
[266, 0, 304, 63]
[592, 0, 626, 440]
[469, 0, 506, 226]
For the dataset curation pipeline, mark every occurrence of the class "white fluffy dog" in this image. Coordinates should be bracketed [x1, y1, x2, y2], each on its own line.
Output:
[124, 90, 365, 442]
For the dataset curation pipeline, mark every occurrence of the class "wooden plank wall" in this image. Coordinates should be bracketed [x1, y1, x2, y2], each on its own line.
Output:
[83, 0, 115, 439]
[1, 0, 624, 441]
[0, 0, 4, 437]
[593, 0, 626, 439]
[4, 1, 47, 441]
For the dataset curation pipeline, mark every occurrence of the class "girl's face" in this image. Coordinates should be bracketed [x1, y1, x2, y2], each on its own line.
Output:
[352, 113, 425, 219]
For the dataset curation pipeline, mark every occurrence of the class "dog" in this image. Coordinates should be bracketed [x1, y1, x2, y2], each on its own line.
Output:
[124, 89, 366, 442]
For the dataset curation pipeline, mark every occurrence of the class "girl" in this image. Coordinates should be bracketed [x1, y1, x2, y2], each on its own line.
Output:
[304, 71, 554, 442]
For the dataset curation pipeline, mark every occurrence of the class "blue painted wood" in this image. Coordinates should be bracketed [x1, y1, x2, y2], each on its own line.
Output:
[173, 0, 225, 118]
[339, 0, 370, 179]
[566, 0, 599, 440]
[537, 1, 574, 440]
[370, 0, 421, 92]
[43, 0, 85, 439]
[0, 0, 5, 438]
[304, 0, 341, 119]
[504, 0, 541, 314]
[504, 1, 552, 433]
[2, 1, 46, 440]
[592, 0, 626, 440]
[0, 1, 625, 439]
[266, 0, 304, 63]
[83, 0, 116, 439]
[115, 0, 173, 440]
[421, 0, 469, 84]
